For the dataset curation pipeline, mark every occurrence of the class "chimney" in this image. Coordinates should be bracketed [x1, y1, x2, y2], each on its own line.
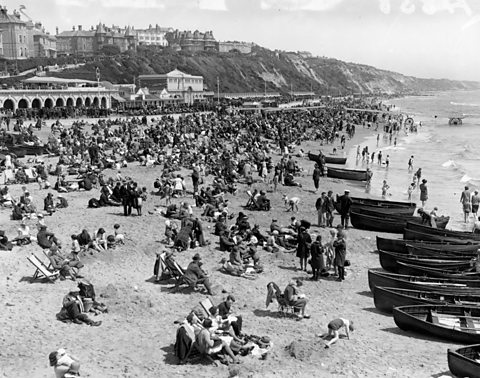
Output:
[78, 25, 82, 31]
[72, 26, 75, 31]
[56, 27, 58, 35]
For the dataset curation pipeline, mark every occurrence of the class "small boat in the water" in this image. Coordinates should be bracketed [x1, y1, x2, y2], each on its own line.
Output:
[393, 305, 480, 344]
[448, 344, 480, 378]
[373, 286, 480, 313]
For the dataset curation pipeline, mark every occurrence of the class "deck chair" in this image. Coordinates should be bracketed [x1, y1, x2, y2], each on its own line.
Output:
[200, 298, 214, 317]
[266, 282, 294, 316]
[158, 253, 185, 282]
[24, 168, 37, 183]
[27, 253, 59, 282]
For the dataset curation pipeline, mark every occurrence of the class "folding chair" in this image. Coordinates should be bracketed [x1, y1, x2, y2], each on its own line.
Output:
[266, 282, 294, 316]
[200, 298, 214, 317]
[27, 253, 59, 282]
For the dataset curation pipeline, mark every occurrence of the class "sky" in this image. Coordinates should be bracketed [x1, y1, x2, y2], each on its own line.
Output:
[4, 0, 480, 81]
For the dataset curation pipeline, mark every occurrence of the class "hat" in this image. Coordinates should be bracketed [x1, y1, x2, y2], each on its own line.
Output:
[57, 194, 63, 198]
[422, 179, 427, 183]
[38, 214, 44, 218]
[344, 189, 350, 193]
[272, 230, 279, 235]
[57, 348, 66, 356]
[193, 253, 201, 261]
[227, 294, 235, 302]
[40, 224, 47, 229]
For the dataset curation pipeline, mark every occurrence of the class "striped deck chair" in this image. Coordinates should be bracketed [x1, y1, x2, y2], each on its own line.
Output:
[27, 253, 59, 283]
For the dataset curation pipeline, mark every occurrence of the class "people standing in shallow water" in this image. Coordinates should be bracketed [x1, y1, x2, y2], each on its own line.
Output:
[419, 179, 428, 207]
[460, 186, 472, 223]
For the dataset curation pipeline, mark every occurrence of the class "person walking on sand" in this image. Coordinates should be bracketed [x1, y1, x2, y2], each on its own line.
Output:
[419, 179, 428, 207]
[333, 230, 347, 282]
[319, 318, 354, 348]
[312, 164, 321, 193]
[377, 151, 382, 165]
[460, 186, 472, 223]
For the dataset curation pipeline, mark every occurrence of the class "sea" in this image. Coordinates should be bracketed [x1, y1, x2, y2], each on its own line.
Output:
[346, 89, 480, 231]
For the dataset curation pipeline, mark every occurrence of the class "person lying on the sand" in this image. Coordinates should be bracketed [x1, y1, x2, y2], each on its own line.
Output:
[270, 219, 297, 236]
[56, 291, 101, 326]
[318, 318, 354, 348]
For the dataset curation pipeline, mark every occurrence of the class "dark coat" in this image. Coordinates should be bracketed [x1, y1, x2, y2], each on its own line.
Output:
[333, 238, 347, 266]
[296, 231, 312, 259]
[310, 241, 325, 270]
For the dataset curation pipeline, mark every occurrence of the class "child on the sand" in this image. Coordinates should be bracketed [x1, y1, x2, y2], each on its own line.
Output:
[318, 318, 354, 348]
[325, 229, 336, 273]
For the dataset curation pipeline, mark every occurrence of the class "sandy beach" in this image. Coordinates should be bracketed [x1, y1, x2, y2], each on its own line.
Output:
[0, 119, 457, 378]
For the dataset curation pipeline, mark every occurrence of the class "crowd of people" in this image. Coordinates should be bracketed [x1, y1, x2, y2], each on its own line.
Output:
[0, 96, 400, 375]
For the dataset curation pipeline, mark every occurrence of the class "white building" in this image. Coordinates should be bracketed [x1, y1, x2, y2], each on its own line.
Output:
[136, 25, 173, 46]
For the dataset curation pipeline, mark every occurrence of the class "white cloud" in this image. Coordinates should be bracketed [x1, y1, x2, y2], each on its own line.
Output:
[261, 0, 344, 11]
[198, 0, 227, 11]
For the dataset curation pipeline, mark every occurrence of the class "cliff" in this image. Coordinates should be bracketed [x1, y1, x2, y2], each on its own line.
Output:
[18, 46, 480, 94]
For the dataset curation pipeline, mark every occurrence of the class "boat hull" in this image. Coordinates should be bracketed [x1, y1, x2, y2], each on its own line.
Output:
[448, 345, 480, 378]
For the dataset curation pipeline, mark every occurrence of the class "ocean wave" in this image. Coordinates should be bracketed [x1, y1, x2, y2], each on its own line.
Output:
[442, 160, 456, 168]
[450, 101, 480, 107]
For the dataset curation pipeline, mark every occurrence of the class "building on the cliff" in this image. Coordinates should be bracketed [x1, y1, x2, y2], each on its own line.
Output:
[216, 41, 253, 54]
[138, 69, 212, 104]
[32, 23, 56, 58]
[56, 23, 136, 56]
[136, 25, 173, 46]
[0, 6, 30, 59]
[165, 29, 216, 52]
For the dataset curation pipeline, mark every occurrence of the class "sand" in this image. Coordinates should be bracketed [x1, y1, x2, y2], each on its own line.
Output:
[0, 120, 456, 378]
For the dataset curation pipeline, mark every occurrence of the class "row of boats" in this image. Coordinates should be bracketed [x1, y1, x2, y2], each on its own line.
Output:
[308, 152, 368, 181]
[361, 196, 480, 377]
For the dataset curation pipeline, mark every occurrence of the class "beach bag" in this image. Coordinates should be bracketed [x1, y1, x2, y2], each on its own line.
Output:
[88, 198, 100, 208]
[344, 259, 351, 267]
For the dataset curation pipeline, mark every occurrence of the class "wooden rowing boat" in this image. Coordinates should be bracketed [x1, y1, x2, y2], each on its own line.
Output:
[368, 270, 480, 292]
[406, 222, 480, 241]
[396, 262, 480, 279]
[307, 152, 347, 165]
[406, 244, 479, 258]
[350, 196, 415, 208]
[373, 286, 480, 313]
[351, 211, 449, 234]
[404, 228, 479, 243]
[448, 344, 480, 378]
[378, 250, 474, 272]
[326, 167, 367, 181]
[376, 236, 479, 254]
[393, 305, 480, 344]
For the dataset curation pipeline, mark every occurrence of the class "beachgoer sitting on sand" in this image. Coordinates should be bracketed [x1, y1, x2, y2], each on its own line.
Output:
[12, 221, 34, 245]
[49, 348, 81, 378]
[56, 292, 101, 326]
[113, 223, 124, 244]
[77, 229, 102, 252]
[284, 280, 310, 319]
[318, 318, 354, 348]
[44, 193, 56, 215]
[196, 318, 240, 364]
[284, 172, 302, 187]
[37, 225, 61, 249]
[0, 230, 13, 251]
[56, 194, 69, 209]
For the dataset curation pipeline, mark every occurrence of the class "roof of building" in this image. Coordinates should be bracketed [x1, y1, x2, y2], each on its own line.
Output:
[57, 30, 95, 38]
[0, 9, 25, 24]
[139, 69, 202, 79]
[22, 76, 97, 85]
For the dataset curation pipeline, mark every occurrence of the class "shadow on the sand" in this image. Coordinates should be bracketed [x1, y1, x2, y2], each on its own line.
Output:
[144, 276, 176, 285]
[160, 345, 219, 366]
[278, 265, 298, 271]
[362, 307, 390, 317]
[19, 276, 54, 284]
[380, 327, 457, 344]
[159, 345, 179, 365]
[253, 309, 296, 319]
[431, 371, 454, 378]
[357, 290, 373, 298]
